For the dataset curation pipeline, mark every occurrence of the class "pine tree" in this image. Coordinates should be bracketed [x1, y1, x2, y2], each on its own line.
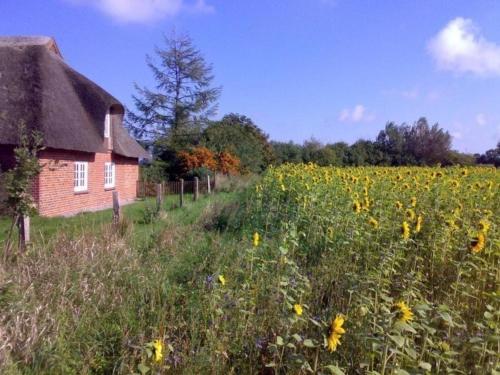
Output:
[127, 33, 221, 154]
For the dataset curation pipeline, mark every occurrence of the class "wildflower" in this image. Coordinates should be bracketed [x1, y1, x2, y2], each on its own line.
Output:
[401, 221, 410, 240]
[368, 217, 379, 229]
[293, 304, 303, 316]
[352, 200, 361, 213]
[479, 219, 490, 234]
[253, 232, 260, 247]
[327, 314, 346, 352]
[218, 274, 226, 286]
[395, 301, 414, 323]
[415, 215, 423, 233]
[410, 196, 417, 207]
[471, 232, 485, 254]
[152, 340, 163, 363]
[395, 201, 403, 210]
[280, 183, 286, 192]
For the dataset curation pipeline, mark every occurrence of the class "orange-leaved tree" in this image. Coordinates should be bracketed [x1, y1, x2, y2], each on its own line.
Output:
[178, 147, 218, 173]
[218, 151, 240, 175]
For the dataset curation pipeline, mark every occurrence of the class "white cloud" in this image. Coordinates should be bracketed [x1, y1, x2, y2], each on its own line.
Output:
[476, 113, 487, 125]
[428, 17, 500, 77]
[190, 0, 214, 14]
[451, 131, 462, 140]
[338, 104, 375, 123]
[66, 0, 212, 23]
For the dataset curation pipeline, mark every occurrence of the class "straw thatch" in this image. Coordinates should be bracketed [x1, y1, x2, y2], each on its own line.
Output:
[0, 36, 147, 159]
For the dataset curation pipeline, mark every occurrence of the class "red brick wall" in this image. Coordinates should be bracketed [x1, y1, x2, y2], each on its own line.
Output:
[35, 148, 139, 217]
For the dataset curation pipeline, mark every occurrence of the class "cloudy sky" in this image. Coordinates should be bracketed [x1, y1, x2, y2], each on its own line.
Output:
[1, 0, 499, 153]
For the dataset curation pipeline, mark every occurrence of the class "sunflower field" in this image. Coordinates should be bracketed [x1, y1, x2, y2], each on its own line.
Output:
[220, 164, 498, 374]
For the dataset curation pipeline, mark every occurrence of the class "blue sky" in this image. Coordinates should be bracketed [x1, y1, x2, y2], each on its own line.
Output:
[1, 0, 499, 153]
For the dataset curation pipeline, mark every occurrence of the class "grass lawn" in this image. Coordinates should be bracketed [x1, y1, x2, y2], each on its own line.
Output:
[0, 192, 236, 248]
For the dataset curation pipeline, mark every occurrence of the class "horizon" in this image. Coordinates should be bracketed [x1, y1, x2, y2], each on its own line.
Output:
[1, 1, 499, 154]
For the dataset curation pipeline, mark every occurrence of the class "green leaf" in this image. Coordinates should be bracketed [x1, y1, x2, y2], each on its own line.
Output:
[394, 370, 410, 375]
[303, 339, 315, 348]
[265, 362, 276, 367]
[137, 364, 150, 375]
[389, 335, 405, 347]
[292, 333, 303, 342]
[418, 361, 432, 371]
[276, 336, 284, 346]
[324, 365, 345, 375]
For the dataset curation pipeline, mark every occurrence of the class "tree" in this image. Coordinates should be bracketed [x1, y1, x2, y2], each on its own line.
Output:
[127, 33, 221, 171]
[405, 118, 452, 165]
[2, 124, 44, 258]
[476, 142, 500, 166]
[271, 141, 303, 164]
[178, 146, 217, 172]
[375, 122, 413, 165]
[201, 114, 273, 173]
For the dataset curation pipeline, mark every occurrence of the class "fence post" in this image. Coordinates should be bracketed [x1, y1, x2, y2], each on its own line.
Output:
[156, 183, 163, 211]
[194, 177, 199, 201]
[19, 215, 30, 250]
[207, 175, 211, 195]
[112, 191, 120, 224]
[179, 179, 184, 207]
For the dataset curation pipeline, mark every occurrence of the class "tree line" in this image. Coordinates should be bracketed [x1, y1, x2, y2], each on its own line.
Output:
[126, 33, 498, 181]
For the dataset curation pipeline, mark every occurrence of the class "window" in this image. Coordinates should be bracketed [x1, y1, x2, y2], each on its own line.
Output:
[104, 162, 115, 189]
[74, 162, 88, 192]
[104, 113, 111, 138]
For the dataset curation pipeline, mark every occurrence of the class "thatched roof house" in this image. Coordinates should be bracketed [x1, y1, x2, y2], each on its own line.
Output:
[0, 36, 147, 217]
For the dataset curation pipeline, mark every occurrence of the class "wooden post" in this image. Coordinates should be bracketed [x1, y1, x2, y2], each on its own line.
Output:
[207, 175, 211, 195]
[179, 179, 184, 207]
[156, 183, 163, 211]
[19, 215, 30, 250]
[112, 191, 120, 224]
[194, 177, 199, 201]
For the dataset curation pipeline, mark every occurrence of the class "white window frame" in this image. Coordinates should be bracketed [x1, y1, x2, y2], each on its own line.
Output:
[104, 113, 111, 138]
[104, 162, 115, 189]
[74, 162, 88, 192]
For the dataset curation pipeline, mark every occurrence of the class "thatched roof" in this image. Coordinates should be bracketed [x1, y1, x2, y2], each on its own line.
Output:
[0, 36, 148, 159]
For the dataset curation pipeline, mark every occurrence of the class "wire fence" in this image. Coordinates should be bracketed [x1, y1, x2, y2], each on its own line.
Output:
[136, 177, 215, 198]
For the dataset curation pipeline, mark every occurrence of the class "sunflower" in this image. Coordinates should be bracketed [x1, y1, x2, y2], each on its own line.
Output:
[415, 215, 423, 233]
[401, 221, 410, 240]
[293, 304, 303, 316]
[405, 209, 416, 221]
[352, 200, 361, 213]
[478, 219, 490, 234]
[471, 232, 485, 254]
[218, 274, 226, 286]
[327, 314, 346, 352]
[152, 340, 163, 363]
[368, 217, 379, 229]
[395, 301, 414, 323]
[395, 201, 403, 210]
[253, 232, 260, 247]
[410, 196, 417, 207]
